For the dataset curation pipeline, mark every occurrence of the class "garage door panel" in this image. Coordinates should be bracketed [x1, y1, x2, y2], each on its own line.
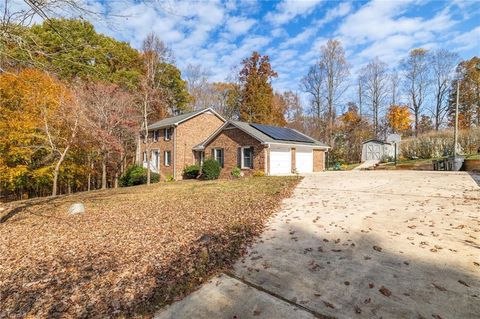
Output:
[295, 149, 313, 173]
[270, 147, 291, 175]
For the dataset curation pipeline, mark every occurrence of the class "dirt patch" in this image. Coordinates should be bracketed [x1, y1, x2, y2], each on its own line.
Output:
[0, 177, 299, 318]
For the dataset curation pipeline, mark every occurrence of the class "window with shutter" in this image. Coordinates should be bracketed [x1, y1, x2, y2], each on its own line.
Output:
[164, 151, 172, 166]
[213, 148, 224, 168]
[164, 128, 172, 140]
[241, 146, 253, 169]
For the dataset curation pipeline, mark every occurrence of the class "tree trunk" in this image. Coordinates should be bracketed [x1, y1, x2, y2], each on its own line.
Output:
[146, 160, 151, 185]
[415, 112, 419, 137]
[102, 154, 107, 189]
[52, 168, 59, 196]
[51, 146, 69, 196]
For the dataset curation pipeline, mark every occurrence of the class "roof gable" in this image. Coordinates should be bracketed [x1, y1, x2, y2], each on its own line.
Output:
[193, 120, 329, 150]
[147, 108, 225, 130]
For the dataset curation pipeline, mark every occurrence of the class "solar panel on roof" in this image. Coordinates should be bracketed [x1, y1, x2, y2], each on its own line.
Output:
[250, 123, 314, 143]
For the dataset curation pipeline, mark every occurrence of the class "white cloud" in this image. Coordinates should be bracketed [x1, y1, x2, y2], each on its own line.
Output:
[316, 1, 352, 27]
[224, 16, 256, 37]
[335, 0, 459, 71]
[451, 26, 480, 51]
[279, 2, 352, 49]
[265, 0, 324, 26]
[14, 0, 475, 100]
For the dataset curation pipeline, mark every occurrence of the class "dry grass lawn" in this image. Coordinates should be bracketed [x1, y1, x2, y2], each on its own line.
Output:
[0, 177, 299, 318]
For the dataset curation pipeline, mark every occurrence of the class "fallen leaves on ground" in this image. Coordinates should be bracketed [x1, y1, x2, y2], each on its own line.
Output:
[379, 286, 392, 297]
[0, 177, 299, 318]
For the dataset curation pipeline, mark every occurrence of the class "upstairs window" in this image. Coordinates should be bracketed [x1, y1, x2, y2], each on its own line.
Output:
[241, 147, 253, 169]
[213, 148, 224, 168]
[153, 130, 159, 142]
[143, 151, 147, 162]
[164, 128, 172, 140]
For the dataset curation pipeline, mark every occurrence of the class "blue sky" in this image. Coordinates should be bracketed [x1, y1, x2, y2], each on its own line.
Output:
[88, 0, 479, 100]
[8, 0, 480, 102]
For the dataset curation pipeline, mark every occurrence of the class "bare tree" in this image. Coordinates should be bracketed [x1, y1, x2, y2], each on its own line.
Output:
[140, 33, 173, 184]
[401, 48, 430, 136]
[283, 91, 305, 131]
[429, 49, 459, 130]
[185, 64, 211, 110]
[320, 39, 350, 145]
[359, 57, 389, 136]
[301, 62, 325, 121]
[390, 69, 401, 105]
[81, 83, 134, 189]
[210, 82, 241, 119]
[357, 77, 363, 117]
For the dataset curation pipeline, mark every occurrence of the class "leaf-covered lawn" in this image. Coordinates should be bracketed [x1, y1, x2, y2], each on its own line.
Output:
[0, 177, 299, 318]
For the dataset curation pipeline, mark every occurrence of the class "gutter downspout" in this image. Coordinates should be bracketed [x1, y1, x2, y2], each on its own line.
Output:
[173, 125, 177, 180]
[265, 143, 270, 176]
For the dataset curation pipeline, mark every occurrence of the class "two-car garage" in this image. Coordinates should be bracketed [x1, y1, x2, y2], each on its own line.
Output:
[269, 145, 318, 175]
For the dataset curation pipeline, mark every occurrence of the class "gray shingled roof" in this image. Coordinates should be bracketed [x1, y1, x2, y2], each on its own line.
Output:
[147, 108, 219, 130]
[194, 120, 329, 150]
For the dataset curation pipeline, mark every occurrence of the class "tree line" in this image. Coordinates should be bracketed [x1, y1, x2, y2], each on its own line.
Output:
[185, 40, 479, 164]
[0, 17, 287, 201]
[1, 10, 479, 201]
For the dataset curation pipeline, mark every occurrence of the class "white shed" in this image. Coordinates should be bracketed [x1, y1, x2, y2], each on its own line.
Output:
[361, 139, 394, 162]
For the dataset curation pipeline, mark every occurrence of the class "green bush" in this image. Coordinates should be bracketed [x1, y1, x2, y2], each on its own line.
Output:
[231, 166, 241, 178]
[202, 158, 221, 180]
[183, 164, 200, 179]
[119, 165, 159, 187]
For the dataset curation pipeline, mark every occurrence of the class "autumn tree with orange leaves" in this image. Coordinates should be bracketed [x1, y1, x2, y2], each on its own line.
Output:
[0, 69, 81, 197]
[386, 104, 412, 134]
[238, 51, 284, 125]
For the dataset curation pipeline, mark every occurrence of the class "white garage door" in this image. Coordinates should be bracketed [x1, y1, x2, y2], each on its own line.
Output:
[270, 146, 291, 175]
[295, 149, 313, 173]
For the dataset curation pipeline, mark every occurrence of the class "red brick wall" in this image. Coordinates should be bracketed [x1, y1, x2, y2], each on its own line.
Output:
[139, 111, 224, 180]
[313, 149, 325, 172]
[204, 127, 267, 178]
[175, 112, 224, 179]
[139, 128, 175, 178]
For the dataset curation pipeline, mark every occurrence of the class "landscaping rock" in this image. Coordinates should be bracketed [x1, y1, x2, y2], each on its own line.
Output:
[68, 203, 85, 215]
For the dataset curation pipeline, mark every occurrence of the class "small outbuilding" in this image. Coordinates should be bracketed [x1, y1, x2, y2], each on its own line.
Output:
[361, 139, 394, 162]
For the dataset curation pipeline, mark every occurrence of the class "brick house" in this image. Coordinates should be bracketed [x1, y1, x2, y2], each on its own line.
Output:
[137, 108, 225, 180]
[138, 108, 329, 180]
[193, 121, 329, 178]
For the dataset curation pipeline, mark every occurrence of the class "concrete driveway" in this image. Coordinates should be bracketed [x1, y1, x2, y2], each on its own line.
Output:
[156, 171, 480, 319]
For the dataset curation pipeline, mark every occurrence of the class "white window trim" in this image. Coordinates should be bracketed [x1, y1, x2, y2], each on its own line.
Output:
[164, 128, 172, 141]
[143, 151, 147, 163]
[151, 149, 160, 169]
[241, 146, 253, 169]
[164, 150, 171, 166]
[153, 130, 159, 142]
[213, 148, 224, 167]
